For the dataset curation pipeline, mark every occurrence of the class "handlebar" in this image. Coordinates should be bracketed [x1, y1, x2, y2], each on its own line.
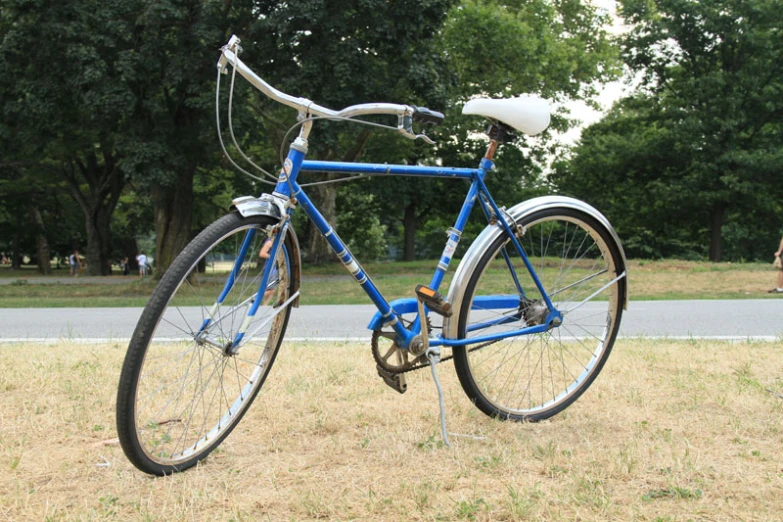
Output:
[217, 35, 441, 142]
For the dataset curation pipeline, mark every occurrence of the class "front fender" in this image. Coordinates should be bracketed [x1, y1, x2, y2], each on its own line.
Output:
[231, 194, 284, 220]
[442, 196, 627, 340]
[231, 194, 302, 307]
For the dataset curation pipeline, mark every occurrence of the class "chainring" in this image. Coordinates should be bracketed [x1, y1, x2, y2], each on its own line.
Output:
[371, 317, 439, 373]
[371, 330, 417, 373]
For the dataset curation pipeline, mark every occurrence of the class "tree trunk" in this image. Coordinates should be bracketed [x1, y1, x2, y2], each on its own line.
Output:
[709, 201, 725, 262]
[117, 236, 139, 271]
[302, 130, 372, 265]
[63, 152, 125, 276]
[305, 182, 337, 264]
[84, 204, 114, 275]
[152, 166, 195, 277]
[28, 204, 51, 274]
[402, 202, 417, 261]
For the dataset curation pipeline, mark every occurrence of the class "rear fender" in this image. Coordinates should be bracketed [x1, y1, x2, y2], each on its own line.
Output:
[442, 196, 627, 340]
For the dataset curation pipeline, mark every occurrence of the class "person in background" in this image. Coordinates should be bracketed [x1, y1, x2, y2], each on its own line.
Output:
[136, 251, 148, 278]
[69, 250, 79, 277]
[770, 235, 783, 294]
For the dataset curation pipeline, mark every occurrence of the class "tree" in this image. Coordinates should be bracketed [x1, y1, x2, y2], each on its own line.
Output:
[616, 0, 783, 261]
[0, 0, 270, 276]
[0, 0, 144, 275]
[242, 0, 456, 264]
[121, 0, 264, 275]
[366, 0, 620, 261]
[554, 92, 783, 261]
[552, 96, 707, 258]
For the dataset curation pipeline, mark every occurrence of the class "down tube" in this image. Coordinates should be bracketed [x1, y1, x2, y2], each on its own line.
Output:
[292, 183, 415, 347]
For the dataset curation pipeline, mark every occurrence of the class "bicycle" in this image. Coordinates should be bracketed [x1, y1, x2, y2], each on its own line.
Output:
[116, 35, 628, 476]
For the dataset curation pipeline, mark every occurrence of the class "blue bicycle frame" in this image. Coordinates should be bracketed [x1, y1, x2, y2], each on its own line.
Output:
[233, 143, 564, 351]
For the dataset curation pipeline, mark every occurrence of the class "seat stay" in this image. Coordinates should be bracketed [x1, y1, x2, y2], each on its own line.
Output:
[474, 176, 560, 317]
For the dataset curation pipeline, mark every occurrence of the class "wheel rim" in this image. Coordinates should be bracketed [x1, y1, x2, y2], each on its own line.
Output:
[462, 214, 620, 417]
[133, 224, 290, 465]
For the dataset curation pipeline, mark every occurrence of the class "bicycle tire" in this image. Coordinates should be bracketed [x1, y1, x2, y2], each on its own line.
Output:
[116, 213, 294, 475]
[454, 206, 625, 421]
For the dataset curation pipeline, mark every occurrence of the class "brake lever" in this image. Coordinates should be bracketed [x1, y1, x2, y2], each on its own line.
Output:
[218, 35, 243, 74]
[398, 115, 436, 145]
[401, 129, 436, 145]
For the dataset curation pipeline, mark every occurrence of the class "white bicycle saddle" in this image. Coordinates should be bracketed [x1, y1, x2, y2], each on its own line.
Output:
[462, 97, 550, 136]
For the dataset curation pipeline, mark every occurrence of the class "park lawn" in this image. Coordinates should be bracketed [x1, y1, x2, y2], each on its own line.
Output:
[0, 259, 780, 307]
[1, 339, 782, 520]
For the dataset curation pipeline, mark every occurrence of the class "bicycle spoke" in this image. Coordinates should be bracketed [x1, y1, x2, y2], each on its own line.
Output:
[121, 216, 293, 472]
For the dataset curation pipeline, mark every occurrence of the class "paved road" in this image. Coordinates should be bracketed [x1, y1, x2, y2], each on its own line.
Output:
[1, 300, 781, 342]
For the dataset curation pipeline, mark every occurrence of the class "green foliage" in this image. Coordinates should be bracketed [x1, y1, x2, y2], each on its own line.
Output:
[553, 95, 709, 259]
[335, 188, 388, 261]
[557, 0, 783, 261]
[0, 0, 143, 273]
[566, 0, 783, 262]
[442, 0, 619, 103]
[366, 0, 618, 261]
[641, 487, 703, 502]
[1, 0, 621, 269]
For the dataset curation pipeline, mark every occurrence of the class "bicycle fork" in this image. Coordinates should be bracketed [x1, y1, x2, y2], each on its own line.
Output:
[196, 215, 298, 354]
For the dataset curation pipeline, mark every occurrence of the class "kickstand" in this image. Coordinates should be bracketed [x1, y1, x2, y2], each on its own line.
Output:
[426, 347, 452, 448]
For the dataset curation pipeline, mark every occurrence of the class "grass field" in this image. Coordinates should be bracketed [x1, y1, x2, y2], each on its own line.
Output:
[0, 258, 781, 307]
[1, 339, 782, 520]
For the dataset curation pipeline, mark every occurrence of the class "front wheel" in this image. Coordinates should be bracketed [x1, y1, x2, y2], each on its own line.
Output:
[116, 213, 295, 475]
[454, 207, 625, 421]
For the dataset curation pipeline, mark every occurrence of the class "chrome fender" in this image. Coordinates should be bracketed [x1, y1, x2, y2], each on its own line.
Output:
[442, 196, 627, 340]
[231, 194, 302, 307]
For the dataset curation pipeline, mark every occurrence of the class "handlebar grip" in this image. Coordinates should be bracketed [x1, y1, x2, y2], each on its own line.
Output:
[412, 106, 445, 126]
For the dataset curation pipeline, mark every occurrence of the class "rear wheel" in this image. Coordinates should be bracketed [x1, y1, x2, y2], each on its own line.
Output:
[454, 207, 625, 421]
[116, 213, 294, 475]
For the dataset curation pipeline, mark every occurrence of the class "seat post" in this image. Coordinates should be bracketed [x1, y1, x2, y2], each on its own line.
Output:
[484, 139, 499, 161]
[484, 122, 517, 161]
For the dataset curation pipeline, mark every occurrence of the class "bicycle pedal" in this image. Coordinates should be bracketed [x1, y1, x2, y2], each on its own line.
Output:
[376, 364, 407, 394]
[415, 285, 453, 317]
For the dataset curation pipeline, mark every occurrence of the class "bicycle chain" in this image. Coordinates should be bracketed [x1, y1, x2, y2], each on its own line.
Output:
[397, 340, 499, 374]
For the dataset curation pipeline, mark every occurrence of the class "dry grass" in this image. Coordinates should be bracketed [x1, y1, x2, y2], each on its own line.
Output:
[1, 339, 783, 521]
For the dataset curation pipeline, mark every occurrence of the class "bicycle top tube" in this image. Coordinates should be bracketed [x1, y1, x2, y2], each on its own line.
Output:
[300, 160, 481, 179]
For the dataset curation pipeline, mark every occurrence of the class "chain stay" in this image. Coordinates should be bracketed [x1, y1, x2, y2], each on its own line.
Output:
[371, 330, 498, 375]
